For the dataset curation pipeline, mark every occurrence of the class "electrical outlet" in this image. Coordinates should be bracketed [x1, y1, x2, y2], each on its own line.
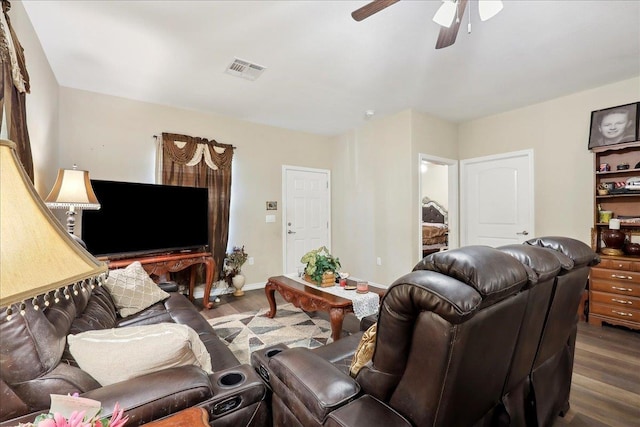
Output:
[376, 257, 382, 266]
[266, 214, 276, 223]
[248, 257, 254, 265]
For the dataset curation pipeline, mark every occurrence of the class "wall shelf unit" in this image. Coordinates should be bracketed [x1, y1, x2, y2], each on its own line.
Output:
[589, 141, 640, 330]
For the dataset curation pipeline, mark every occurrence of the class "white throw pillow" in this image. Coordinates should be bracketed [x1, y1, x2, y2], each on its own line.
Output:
[104, 261, 170, 317]
[68, 323, 213, 386]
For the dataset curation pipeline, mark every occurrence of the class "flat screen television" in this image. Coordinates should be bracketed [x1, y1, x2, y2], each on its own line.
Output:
[82, 180, 209, 258]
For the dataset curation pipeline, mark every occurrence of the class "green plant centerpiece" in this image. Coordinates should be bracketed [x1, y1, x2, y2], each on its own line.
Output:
[300, 246, 341, 286]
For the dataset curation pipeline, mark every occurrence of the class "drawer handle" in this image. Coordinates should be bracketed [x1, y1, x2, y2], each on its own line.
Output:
[611, 286, 633, 292]
[611, 298, 632, 305]
[612, 310, 633, 317]
[610, 274, 633, 280]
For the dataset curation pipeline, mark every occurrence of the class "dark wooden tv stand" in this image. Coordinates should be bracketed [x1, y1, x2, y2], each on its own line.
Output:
[101, 251, 216, 309]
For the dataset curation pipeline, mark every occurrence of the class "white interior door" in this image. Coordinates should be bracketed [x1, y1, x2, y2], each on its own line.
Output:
[282, 166, 330, 274]
[460, 150, 534, 247]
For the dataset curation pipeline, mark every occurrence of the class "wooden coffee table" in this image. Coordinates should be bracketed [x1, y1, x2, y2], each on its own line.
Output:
[145, 407, 208, 427]
[264, 275, 383, 341]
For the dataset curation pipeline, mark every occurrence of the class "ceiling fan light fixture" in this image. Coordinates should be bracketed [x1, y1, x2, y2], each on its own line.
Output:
[478, 0, 503, 21]
[433, 0, 457, 28]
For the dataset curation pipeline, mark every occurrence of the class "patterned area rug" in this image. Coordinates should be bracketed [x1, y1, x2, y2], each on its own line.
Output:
[208, 303, 348, 365]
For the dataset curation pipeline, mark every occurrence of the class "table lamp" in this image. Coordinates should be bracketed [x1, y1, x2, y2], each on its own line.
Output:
[0, 139, 107, 316]
[44, 165, 101, 238]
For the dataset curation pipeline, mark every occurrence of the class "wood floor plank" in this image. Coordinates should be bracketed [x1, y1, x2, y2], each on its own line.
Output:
[198, 290, 640, 426]
[571, 373, 640, 408]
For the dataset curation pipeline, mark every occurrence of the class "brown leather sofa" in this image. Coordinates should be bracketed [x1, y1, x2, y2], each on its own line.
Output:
[251, 236, 597, 427]
[0, 282, 269, 427]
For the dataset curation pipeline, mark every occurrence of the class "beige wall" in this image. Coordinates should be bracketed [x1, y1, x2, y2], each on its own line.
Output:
[57, 87, 333, 286]
[10, 0, 59, 195]
[458, 77, 640, 244]
[331, 110, 414, 285]
[12, 0, 640, 289]
[410, 111, 458, 264]
[421, 162, 449, 209]
[331, 109, 459, 284]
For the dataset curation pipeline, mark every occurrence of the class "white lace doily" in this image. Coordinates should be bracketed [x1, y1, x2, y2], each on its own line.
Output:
[286, 274, 380, 320]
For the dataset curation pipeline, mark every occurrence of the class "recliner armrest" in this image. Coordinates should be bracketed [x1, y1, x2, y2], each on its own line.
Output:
[325, 395, 412, 427]
[268, 347, 360, 423]
[81, 365, 213, 425]
[157, 281, 179, 292]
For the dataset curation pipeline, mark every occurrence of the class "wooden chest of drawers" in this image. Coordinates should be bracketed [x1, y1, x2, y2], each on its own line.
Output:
[589, 256, 640, 330]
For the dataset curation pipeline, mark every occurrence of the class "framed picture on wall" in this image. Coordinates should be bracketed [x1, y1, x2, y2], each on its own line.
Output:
[588, 102, 638, 150]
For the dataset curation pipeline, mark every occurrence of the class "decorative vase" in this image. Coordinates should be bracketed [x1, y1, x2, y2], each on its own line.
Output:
[232, 274, 246, 296]
[601, 229, 625, 256]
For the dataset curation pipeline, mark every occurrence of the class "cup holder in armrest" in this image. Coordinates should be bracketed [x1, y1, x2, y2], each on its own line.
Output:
[250, 343, 289, 385]
[217, 372, 245, 387]
[265, 348, 282, 358]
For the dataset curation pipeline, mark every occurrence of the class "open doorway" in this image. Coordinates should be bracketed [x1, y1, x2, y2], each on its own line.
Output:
[418, 154, 458, 260]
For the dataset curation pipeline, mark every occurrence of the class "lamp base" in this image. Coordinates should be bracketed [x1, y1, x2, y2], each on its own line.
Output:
[69, 232, 87, 249]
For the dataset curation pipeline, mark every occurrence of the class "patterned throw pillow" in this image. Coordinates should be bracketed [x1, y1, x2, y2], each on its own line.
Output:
[104, 261, 170, 317]
[349, 323, 377, 378]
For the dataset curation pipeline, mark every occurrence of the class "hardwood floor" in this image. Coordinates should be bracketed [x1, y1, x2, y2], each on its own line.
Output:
[196, 290, 640, 427]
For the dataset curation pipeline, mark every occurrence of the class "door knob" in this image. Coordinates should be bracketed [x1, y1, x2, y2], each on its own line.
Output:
[516, 231, 529, 236]
[287, 230, 296, 234]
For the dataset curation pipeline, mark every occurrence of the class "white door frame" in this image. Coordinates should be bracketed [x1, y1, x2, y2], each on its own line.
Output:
[460, 149, 534, 246]
[281, 165, 331, 274]
[418, 153, 459, 258]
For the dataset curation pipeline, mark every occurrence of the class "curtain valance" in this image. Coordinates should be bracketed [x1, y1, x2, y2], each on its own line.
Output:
[162, 132, 233, 171]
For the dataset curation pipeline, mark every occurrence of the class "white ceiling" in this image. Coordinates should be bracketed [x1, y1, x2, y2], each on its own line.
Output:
[21, 0, 640, 136]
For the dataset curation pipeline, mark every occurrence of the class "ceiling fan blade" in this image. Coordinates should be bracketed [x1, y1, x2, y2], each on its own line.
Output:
[435, 0, 468, 49]
[351, 0, 400, 22]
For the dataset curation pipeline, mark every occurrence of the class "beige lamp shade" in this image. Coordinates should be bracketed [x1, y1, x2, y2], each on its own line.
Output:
[0, 139, 107, 308]
[45, 168, 101, 209]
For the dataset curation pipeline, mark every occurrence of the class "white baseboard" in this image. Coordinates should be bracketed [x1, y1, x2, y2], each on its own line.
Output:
[192, 280, 266, 299]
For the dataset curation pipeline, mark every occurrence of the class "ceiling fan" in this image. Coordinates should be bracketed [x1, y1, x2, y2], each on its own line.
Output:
[351, 0, 503, 49]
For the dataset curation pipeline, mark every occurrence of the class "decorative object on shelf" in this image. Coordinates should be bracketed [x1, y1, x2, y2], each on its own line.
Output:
[624, 242, 640, 256]
[597, 183, 609, 195]
[601, 219, 626, 256]
[300, 246, 341, 287]
[599, 163, 611, 172]
[598, 210, 613, 223]
[588, 102, 638, 150]
[0, 140, 107, 315]
[617, 163, 630, 170]
[224, 246, 248, 297]
[44, 165, 101, 240]
[626, 176, 640, 191]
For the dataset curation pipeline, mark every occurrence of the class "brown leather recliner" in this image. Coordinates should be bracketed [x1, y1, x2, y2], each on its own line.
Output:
[254, 246, 536, 426]
[251, 237, 597, 427]
[521, 237, 599, 426]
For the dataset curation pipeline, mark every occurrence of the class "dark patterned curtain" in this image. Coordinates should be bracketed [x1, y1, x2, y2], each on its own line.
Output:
[160, 132, 234, 283]
[0, 0, 33, 181]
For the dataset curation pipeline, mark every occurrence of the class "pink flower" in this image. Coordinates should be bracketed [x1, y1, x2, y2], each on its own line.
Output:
[32, 398, 127, 427]
[36, 419, 57, 427]
[107, 402, 128, 427]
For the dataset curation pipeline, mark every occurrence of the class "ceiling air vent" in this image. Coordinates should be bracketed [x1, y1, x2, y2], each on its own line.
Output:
[225, 58, 266, 81]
